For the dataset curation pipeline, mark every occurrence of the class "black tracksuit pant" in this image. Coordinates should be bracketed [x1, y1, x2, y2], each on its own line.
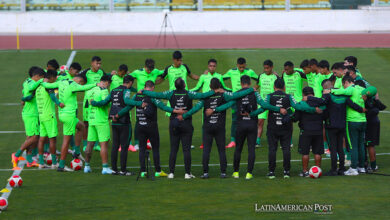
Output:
[234, 120, 257, 173]
[266, 128, 292, 172]
[169, 120, 193, 174]
[137, 122, 161, 172]
[111, 124, 131, 172]
[326, 128, 345, 171]
[202, 125, 227, 173]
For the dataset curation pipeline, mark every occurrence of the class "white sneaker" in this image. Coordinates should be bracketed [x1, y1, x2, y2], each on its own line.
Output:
[84, 165, 92, 173]
[168, 173, 174, 179]
[357, 167, 366, 173]
[184, 173, 196, 179]
[344, 167, 359, 176]
[64, 166, 74, 172]
[68, 149, 75, 154]
[345, 160, 351, 167]
[39, 164, 50, 169]
[134, 144, 139, 151]
[191, 145, 195, 149]
[51, 163, 59, 169]
[102, 167, 113, 175]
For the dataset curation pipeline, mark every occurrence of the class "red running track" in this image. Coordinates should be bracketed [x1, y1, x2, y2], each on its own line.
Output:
[1, 33, 390, 49]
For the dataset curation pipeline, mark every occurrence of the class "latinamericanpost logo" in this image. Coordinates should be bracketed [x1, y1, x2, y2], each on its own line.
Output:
[255, 203, 333, 214]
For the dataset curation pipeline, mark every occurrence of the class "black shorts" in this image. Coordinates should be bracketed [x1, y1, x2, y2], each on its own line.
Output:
[366, 121, 380, 146]
[298, 133, 324, 155]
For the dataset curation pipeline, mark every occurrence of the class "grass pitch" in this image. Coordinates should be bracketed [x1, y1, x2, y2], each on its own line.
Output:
[0, 48, 390, 219]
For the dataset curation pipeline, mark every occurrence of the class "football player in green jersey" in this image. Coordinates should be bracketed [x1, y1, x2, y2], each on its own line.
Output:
[344, 56, 362, 77]
[332, 62, 345, 89]
[35, 70, 65, 169]
[57, 62, 82, 82]
[80, 56, 108, 152]
[13, 67, 44, 168]
[131, 59, 164, 91]
[84, 75, 113, 174]
[282, 61, 307, 102]
[254, 60, 279, 148]
[190, 59, 231, 149]
[111, 64, 128, 91]
[223, 57, 258, 148]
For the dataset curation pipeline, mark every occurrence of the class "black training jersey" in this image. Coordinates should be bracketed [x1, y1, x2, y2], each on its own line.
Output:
[268, 90, 292, 130]
[135, 94, 157, 126]
[235, 89, 258, 122]
[203, 92, 227, 127]
[169, 90, 192, 120]
[109, 85, 129, 124]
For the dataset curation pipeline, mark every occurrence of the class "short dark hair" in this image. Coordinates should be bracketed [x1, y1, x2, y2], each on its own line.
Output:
[173, 51, 182, 59]
[303, 87, 314, 96]
[74, 74, 87, 83]
[92, 56, 101, 62]
[100, 75, 112, 82]
[309, 59, 318, 66]
[342, 75, 354, 84]
[208, 58, 217, 64]
[345, 66, 356, 75]
[119, 64, 128, 73]
[32, 67, 45, 77]
[318, 60, 330, 70]
[274, 78, 285, 89]
[263, 59, 273, 67]
[70, 62, 82, 71]
[145, 59, 155, 70]
[240, 75, 251, 85]
[145, 80, 155, 88]
[47, 59, 59, 70]
[344, 56, 357, 67]
[45, 69, 58, 79]
[300, 59, 309, 68]
[123, 75, 134, 84]
[210, 78, 222, 90]
[175, 77, 185, 90]
[28, 66, 39, 77]
[284, 61, 294, 67]
[322, 79, 332, 87]
[237, 57, 246, 65]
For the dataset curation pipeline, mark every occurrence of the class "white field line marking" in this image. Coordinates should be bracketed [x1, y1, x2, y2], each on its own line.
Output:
[0, 152, 389, 172]
[0, 152, 26, 214]
[66, 51, 77, 68]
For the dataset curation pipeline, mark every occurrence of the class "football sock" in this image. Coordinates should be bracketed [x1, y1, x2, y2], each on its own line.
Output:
[83, 140, 88, 147]
[256, 137, 261, 145]
[59, 159, 65, 168]
[32, 147, 38, 156]
[324, 141, 329, 150]
[103, 163, 109, 168]
[26, 154, 33, 163]
[51, 154, 57, 165]
[15, 149, 22, 157]
[74, 146, 80, 155]
[39, 154, 45, 165]
[85, 162, 90, 167]
[44, 143, 49, 153]
[370, 160, 376, 169]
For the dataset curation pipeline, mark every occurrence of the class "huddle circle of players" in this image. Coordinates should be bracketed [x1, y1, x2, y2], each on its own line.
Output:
[14, 51, 386, 180]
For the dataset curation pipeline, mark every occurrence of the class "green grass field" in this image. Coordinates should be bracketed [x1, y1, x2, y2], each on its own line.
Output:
[1, 48, 390, 219]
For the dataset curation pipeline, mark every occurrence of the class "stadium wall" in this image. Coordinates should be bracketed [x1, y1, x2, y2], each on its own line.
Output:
[1, 10, 390, 34]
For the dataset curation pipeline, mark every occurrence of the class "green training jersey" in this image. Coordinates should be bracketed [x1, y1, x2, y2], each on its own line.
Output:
[190, 72, 230, 93]
[332, 85, 366, 122]
[223, 68, 257, 92]
[110, 74, 126, 91]
[130, 68, 164, 91]
[83, 68, 105, 85]
[314, 73, 332, 97]
[162, 64, 191, 91]
[282, 71, 306, 102]
[35, 85, 56, 122]
[306, 72, 318, 89]
[88, 86, 110, 125]
[57, 70, 73, 82]
[21, 78, 39, 117]
[334, 77, 343, 89]
[257, 73, 278, 99]
[58, 80, 96, 116]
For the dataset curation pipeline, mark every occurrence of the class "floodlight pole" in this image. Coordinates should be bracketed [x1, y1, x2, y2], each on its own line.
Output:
[198, 0, 203, 11]
[285, 0, 290, 11]
[109, 0, 114, 12]
[20, 0, 26, 12]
